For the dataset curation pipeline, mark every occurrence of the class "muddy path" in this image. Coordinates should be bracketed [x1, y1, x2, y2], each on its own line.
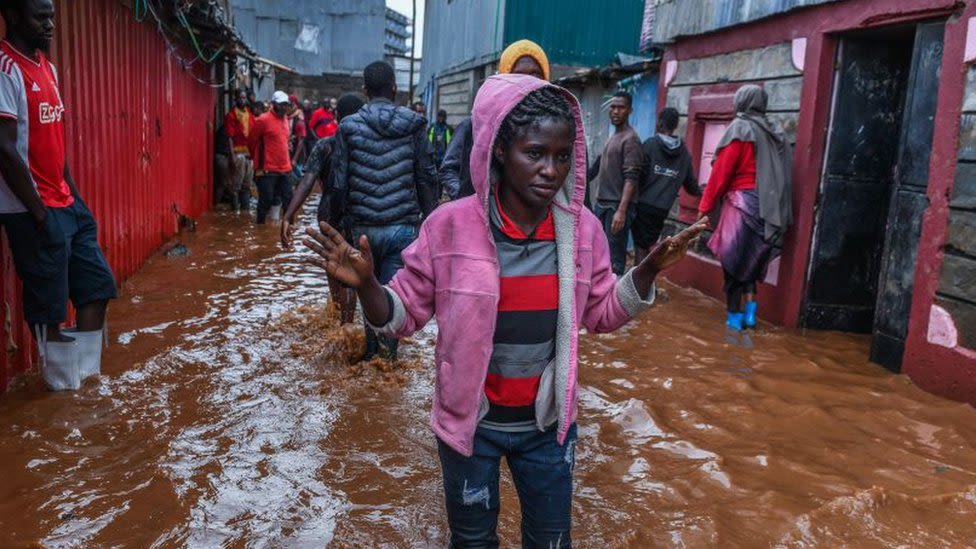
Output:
[0, 201, 974, 548]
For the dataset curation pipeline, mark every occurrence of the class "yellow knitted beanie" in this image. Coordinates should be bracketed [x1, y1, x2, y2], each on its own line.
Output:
[498, 39, 551, 81]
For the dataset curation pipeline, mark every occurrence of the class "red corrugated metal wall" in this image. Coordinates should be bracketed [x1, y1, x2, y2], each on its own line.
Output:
[0, 0, 215, 390]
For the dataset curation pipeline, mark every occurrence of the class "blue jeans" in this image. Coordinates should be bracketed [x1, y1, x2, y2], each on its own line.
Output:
[351, 224, 418, 360]
[438, 424, 577, 548]
[595, 202, 631, 276]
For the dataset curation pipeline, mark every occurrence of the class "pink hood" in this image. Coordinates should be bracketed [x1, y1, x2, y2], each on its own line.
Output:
[468, 74, 588, 220]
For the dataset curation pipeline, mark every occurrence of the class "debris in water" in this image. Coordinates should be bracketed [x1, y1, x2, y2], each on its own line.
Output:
[164, 243, 191, 257]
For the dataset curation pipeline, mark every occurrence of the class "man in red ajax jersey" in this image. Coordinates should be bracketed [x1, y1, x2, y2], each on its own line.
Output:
[0, 0, 117, 391]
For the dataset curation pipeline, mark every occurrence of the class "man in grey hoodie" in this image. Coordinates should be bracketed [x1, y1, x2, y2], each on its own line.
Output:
[332, 60, 438, 360]
[633, 107, 701, 265]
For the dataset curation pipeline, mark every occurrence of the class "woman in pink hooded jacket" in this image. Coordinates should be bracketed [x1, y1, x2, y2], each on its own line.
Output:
[306, 74, 706, 547]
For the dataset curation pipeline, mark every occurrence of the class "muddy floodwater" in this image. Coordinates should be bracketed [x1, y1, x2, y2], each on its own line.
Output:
[1, 201, 975, 548]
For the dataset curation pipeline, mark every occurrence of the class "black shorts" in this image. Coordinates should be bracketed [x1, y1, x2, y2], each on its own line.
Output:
[1, 200, 117, 325]
[630, 204, 670, 250]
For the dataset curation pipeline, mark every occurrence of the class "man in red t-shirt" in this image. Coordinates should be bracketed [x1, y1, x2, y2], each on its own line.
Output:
[308, 100, 337, 139]
[249, 91, 293, 224]
[0, 0, 117, 390]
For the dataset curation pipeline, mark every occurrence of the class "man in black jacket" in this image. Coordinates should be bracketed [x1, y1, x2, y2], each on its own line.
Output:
[633, 107, 701, 265]
[439, 117, 474, 200]
[332, 60, 437, 360]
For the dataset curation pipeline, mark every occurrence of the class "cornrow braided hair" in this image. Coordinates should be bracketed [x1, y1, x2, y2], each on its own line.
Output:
[495, 86, 576, 152]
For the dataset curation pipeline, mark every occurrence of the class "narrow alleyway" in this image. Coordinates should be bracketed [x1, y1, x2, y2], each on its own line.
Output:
[1, 201, 975, 548]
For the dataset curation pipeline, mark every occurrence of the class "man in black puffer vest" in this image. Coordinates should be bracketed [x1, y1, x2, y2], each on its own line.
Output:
[332, 60, 438, 360]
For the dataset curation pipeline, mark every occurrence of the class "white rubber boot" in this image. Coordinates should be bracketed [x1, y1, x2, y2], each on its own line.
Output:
[37, 326, 80, 391]
[65, 328, 103, 381]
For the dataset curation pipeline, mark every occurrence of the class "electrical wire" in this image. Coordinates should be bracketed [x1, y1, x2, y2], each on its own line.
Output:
[134, 0, 235, 87]
[139, 0, 225, 66]
[174, 6, 224, 64]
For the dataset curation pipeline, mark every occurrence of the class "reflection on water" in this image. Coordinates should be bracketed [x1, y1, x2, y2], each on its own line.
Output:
[0, 199, 974, 547]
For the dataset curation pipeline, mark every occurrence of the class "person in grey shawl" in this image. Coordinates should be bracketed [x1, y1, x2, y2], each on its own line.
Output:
[697, 85, 793, 331]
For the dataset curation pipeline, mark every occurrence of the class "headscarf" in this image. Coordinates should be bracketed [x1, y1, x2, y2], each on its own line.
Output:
[498, 39, 551, 81]
[715, 85, 793, 245]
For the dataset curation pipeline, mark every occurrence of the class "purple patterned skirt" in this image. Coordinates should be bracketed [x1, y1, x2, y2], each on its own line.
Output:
[707, 190, 781, 284]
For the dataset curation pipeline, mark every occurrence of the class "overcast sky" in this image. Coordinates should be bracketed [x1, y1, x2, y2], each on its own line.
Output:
[386, 0, 425, 55]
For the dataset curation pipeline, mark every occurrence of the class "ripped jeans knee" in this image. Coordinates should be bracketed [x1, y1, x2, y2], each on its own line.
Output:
[437, 425, 576, 548]
[461, 479, 491, 509]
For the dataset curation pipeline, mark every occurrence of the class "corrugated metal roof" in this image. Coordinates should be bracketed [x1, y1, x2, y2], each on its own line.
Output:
[653, 0, 846, 43]
[503, 0, 645, 68]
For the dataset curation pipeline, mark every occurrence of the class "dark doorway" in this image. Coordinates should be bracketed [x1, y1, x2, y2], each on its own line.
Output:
[804, 22, 945, 372]
[870, 22, 944, 372]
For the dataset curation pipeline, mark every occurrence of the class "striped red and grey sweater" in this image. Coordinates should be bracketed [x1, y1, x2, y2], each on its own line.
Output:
[480, 190, 558, 432]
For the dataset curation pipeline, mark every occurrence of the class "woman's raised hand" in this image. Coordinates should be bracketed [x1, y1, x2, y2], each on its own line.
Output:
[303, 222, 375, 289]
[645, 217, 710, 273]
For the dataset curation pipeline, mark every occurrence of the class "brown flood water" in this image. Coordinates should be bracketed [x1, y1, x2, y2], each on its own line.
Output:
[1, 200, 975, 548]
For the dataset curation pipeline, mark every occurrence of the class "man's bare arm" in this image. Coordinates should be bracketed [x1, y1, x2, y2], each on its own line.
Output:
[0, 119, 45, 224]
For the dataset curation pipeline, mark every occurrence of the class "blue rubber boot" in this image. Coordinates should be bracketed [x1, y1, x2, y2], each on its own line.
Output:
[726, 312, 744, 331]
[744, 301, 758, 329]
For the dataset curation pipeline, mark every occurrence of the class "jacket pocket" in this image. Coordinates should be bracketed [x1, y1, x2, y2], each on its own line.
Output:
[534, 360, 558, 431]
[436, 360, 454, 412]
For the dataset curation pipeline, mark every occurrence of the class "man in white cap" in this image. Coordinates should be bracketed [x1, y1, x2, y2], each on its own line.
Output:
[248, 90, 293, 224]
